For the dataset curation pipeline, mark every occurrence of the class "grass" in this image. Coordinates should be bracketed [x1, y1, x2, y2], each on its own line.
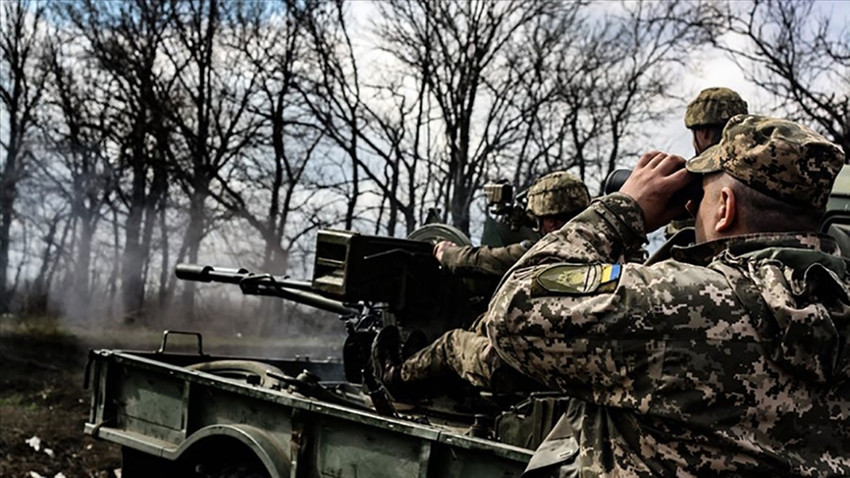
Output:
[1, 311, 345, 362]
[0, 314, 71, 341]
[0, 393, 29, 407]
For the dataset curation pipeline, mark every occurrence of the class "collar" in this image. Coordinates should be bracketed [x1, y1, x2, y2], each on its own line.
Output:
[670, 232, 841, 266]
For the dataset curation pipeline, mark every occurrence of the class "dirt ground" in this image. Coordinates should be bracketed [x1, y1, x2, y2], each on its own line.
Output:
[0, 314, 344, 478]
[0, 323, 122, 478]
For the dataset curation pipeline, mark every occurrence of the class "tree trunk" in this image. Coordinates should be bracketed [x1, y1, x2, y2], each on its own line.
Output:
[180, 183, 208, 320]
[158, 194, 169, 309]
[69, 216, 95, 321]
[0, 116, 20, 313]
[121, 158, 147, 323]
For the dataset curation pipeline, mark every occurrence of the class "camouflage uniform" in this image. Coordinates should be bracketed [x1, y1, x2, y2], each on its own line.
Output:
[387, 172, 590, 394]
[485, 115, 850, 476]
[441, 171, 591, 279]
[441, 240, 533, 278]
[667, 87, 749, 238]
[398, 315, 507, 390]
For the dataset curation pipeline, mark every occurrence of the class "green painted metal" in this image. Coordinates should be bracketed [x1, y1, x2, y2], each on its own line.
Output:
[480, 215, 539, 247]
[84, 349, 532, 477]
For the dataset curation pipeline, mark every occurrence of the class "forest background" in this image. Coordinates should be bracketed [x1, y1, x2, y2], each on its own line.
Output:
[1, 0, 847, 336]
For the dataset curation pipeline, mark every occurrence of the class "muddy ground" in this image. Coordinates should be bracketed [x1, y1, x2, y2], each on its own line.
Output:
[0, 315, 343, 478]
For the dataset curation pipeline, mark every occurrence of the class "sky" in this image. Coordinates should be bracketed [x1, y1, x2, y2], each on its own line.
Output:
[347, 0, 848, 163]
[656, 0, 849, 158]
[341, 0, 850, 248]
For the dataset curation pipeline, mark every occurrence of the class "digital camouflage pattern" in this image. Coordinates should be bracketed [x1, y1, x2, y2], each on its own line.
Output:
[663, 217, 693, 240]
[392, 242, 534, 397]
[688, 114, 846, 209]
[391, 172, 591, 397]
[442, 170, 590, 277]
[684, 87, 748, 128]
[396, 316, 541, 395]
[399, 318, 500, 389]
[526, 171, 590, 218]
[485, 193, 850, 476]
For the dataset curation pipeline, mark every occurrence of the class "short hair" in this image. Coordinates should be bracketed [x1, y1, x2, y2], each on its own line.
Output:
[536, 212, 576, 232]
[691, 124, 724, 147]
[725, 175, 823, 233]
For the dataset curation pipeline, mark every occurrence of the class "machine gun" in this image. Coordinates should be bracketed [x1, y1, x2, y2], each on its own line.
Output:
[176, 229, 474, 385]
[482, 180, 535, 232]
[85, 230, 570, 478]
[480, 179, 539, 247]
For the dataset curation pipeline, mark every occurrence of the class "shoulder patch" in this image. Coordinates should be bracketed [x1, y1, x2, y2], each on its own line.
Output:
[534, 263, 621, 295]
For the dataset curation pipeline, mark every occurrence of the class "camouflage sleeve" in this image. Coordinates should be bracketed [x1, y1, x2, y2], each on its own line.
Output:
[441, 241, 531, 277]
[486, 259, 743, 409]
[513, 192, 647, 268]
[484, 194, 734, 407]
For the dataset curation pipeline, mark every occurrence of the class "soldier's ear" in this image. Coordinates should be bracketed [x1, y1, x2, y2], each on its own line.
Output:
[714, 186, 737, 233]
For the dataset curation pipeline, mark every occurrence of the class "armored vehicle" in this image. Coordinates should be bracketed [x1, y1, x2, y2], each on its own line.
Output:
[84, 167, 850, 477]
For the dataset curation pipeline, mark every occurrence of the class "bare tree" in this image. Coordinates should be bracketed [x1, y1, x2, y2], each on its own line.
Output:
[298, 0, 714, 237]
[28, 35, 117, 320]
[714, 0, 848, 152]
[294, 0, 367, 232]
[493, 5, 596, 188]
[208, 0, 322, 274]
[594, 1, 716, 189]
[295, 0, 439, 236]
[519, 0, 719, 193]
[164, 0, 265, 317]
[63, 0, 174, 321]
[0, 0, 47, 312]
[375, 0, 565, 235]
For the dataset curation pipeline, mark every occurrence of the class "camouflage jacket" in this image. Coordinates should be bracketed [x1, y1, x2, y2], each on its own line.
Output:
[486, 193, 850, 477]
[441, 241, 532, 278]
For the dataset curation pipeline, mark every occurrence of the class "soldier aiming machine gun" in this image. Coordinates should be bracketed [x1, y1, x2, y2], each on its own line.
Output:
[83, 193, 581, 477]
[176, 229, 474, 386]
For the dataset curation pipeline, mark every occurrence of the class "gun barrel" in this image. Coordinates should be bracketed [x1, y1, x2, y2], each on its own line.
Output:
[175, 264, 357, 316]
[175, 264, 248, 283]
[258, 286, 357, 316]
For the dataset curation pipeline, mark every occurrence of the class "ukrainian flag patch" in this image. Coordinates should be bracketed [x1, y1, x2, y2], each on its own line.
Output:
[533, 263, 622, 296]
[601, 264, 621, 283]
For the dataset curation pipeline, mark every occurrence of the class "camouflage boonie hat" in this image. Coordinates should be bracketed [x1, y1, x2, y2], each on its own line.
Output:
[684, 87, 748, 128]
[526, 171, 590, 217]
[687, 114, 846, 209]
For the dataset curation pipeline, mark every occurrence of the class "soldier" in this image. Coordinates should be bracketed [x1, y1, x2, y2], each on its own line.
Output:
[486, 115, 850, 476]
[685, 87, 748, 156]
[667, 87, 749, 237]
[373, 171, 590, 398]
[434, 171, 590, 280]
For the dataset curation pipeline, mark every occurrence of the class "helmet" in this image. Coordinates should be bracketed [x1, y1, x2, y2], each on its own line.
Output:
[684, 87, 748, 128]
[525, 171, 590, 218]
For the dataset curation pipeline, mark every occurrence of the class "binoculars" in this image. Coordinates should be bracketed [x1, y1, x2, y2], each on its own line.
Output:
[603, 168, 703, 211]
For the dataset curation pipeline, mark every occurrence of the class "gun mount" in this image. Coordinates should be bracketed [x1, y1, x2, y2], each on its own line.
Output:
[176, 229, 475, 386]
[84, 228, 552, 478]
[481, 180, 539, 248]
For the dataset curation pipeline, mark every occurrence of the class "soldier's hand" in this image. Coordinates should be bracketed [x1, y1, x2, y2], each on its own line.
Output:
[433, 241, 457, 263]
[620, 151, 694, 232]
